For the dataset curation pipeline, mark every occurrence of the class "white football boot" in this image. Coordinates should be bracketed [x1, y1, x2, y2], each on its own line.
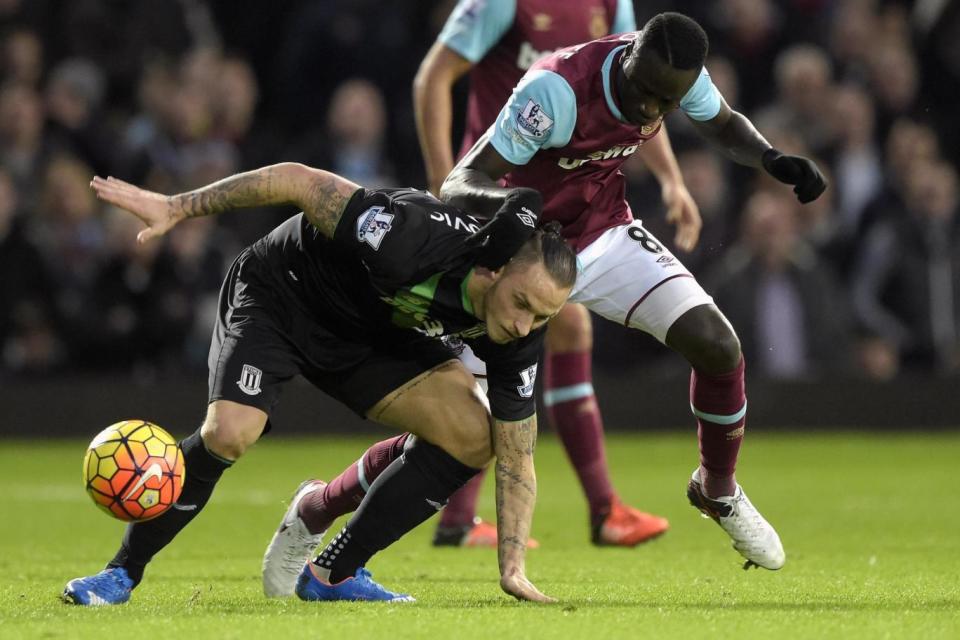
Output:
[262, 479, 328, 597]
[687, 468, 786, 570]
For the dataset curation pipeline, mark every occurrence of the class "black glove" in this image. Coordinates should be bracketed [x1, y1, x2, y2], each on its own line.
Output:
[466, 188, 542, 270]
[762, 148, 827, 204]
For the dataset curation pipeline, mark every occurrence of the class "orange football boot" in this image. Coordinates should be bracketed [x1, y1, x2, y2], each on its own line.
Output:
[592, 498, 669, 546]
[433, 518, 540, 548]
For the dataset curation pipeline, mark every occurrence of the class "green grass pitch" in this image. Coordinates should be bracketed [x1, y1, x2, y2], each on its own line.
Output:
[1, 431, 958, 639]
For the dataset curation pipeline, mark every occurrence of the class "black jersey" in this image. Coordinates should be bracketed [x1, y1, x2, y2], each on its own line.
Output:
[248, 187, 544, 421]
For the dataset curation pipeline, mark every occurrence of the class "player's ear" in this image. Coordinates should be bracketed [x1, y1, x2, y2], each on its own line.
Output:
[474, 265, 502, 282]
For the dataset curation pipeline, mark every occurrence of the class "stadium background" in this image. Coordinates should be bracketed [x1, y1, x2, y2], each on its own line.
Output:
[1, 0, 959, 435]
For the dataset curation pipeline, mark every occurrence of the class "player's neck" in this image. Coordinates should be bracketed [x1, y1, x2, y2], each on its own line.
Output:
[464, 268, 493, 320]
[612, 60, 627, 112]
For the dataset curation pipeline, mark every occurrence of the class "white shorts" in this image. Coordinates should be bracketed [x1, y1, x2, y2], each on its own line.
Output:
[569, 220, 714, 343]
[457, 221, 713, 378]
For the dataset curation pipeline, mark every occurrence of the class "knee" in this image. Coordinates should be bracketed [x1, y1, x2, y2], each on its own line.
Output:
[200, 401, 267, 460]
[429, 389, 493, 469]
[667, 306, 742, 375]
[701, 329, 742, 374]
[443, 408, 493, 469]
[545, 303, 592, 353]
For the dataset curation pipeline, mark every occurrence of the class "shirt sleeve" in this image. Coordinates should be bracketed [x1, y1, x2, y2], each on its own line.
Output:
[611, 0, 637, 34]
[468, 331, 544, 421]
[437, 0, 517, 63]
[488, 69, 577, 166]
[680, 67, 722, 122]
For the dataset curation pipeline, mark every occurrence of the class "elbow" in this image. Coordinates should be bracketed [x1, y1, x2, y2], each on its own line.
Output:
[438, 168, 464, 203]
[412, 64, 431, 99]
[412, 62, 449, 108]
[274, 161, 314, 179]
[286, 162, 335, 186]
[412, 70, 427, 108]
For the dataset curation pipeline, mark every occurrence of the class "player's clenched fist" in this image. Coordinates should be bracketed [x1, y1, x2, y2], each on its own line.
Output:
[762, 149, 828, 204]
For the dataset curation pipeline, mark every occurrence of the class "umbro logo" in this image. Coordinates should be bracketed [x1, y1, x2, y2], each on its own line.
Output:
[516, 207, 537, 228]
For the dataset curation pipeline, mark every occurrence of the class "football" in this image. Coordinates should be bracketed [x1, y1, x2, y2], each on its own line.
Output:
[83, 420, 185, 522]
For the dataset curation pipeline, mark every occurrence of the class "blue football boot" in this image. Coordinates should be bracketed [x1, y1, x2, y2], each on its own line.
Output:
[296, 563, 415, 602]
[62, 567, 134, 606]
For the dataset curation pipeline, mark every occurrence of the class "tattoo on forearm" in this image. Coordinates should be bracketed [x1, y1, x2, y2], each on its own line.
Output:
[495, 461, 535, 496]
[180, 184, 237, 218]
[493, 414, 538, 570]
[169, 164, 359, 237]
[174, 167, 278, 219]
[303, 172, 358, 238]
[500, 535, 525, 549]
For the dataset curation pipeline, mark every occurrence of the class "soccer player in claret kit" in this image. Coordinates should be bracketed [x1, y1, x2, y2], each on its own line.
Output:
[441, 11, 828, 570]
[412, 0, 698, 548]
[288, 13, 828, 575]
[62, 164, 573, 605]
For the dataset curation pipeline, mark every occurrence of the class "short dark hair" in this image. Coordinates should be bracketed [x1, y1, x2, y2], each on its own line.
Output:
[508, 221, 577, 289]
[639, 12, 709, 71]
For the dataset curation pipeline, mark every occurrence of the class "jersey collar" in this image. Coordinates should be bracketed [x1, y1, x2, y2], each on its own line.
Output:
[602, 45, 629, 124]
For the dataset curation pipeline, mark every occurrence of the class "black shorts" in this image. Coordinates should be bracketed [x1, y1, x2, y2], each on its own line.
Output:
[207, 249, 456, 422]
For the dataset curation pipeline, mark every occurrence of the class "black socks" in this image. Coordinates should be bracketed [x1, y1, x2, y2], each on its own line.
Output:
[107, 428, 233, 585]
[314, 439, 480, 583]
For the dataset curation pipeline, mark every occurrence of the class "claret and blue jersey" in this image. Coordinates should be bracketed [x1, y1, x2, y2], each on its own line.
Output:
[438, 0, 637, 157]
[487, 33, 723, 251]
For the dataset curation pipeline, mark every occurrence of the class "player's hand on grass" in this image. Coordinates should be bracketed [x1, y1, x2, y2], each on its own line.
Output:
[90, 176, 182, 244]
[661, 181, 701, 252]
[500, 568, 556, 604]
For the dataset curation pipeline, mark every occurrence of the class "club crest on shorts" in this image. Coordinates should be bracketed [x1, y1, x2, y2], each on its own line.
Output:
[356, 205, 394, 251]
[237, 364, 263, 396]
[517, 364, 538, 398]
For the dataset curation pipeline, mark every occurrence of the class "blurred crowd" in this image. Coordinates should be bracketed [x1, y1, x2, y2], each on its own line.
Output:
[1, 0, 958, 383]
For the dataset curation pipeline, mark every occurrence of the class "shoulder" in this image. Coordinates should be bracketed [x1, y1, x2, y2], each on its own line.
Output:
[489, 68, 577, 161]
[515, 69, 577, 120]
[680, 67, 722, 122]
[438, 0, 518, 63]
[336, 188, 479, 288]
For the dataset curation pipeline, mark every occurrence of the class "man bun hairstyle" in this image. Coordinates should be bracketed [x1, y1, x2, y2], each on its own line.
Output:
[640, 12, 709, 71]
[510, 220, 577, 289]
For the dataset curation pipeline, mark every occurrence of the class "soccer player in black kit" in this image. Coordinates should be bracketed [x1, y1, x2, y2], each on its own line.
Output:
[63, 163, 573, 605]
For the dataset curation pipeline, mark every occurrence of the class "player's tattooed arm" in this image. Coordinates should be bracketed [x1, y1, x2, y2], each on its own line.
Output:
[492, 414, 556, 603]
[89, 163, 360, 243]
[440, 135, 521, 219]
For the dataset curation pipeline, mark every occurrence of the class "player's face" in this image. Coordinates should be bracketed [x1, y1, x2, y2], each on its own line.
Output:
[620, 45, 701, 126]
[482, 260, 571, 344]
